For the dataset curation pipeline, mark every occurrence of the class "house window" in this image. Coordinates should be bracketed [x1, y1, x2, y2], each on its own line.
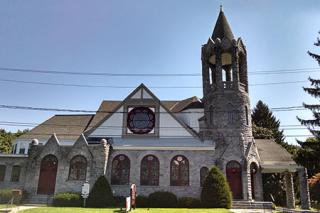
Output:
[170, 155, 189, 186]
[200, 167, 209, 187]
[11, 165, 21, 182]
[111, 155, 130, 185]
[0, 165, 6, 182]
[19, 148, 25, 154]
[68, 155, 87, 181]
[140, 155, 159, 186]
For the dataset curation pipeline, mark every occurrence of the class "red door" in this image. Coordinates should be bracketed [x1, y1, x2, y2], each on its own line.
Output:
[226, 161, 243, 199]
[37, 155, 58, 195]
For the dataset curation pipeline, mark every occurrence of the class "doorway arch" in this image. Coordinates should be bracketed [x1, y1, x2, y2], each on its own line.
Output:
[226, 161, 243, 199]
[37, 154, 58, 195]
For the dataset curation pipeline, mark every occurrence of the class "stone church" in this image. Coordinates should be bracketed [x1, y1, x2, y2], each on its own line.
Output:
[0, 8, 311, 209]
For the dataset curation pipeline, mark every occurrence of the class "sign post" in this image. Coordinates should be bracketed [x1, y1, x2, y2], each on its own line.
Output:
[81, 181, 90, 208]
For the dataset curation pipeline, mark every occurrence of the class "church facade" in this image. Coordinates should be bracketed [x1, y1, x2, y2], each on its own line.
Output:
[0, 9, 311, 209]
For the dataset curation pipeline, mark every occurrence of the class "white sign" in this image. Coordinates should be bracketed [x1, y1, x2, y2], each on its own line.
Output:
[81, 182, 90, 198]
[126, 196, 131, 212]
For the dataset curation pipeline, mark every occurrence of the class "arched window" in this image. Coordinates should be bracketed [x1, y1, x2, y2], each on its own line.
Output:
[68, 155, 87, 181]
[209, 105, 214, 125]
[200, 167, 209, 187]
[0, 165, 6, 182]
[111, 154, 130, 185]
[11, 165, 21, 182]
[140, 155, 159, 186]
[170, 155, 189, 186]
[226, 161, 243, 199]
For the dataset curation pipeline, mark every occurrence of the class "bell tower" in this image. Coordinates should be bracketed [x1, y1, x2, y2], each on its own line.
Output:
[200, 7, 253, 165]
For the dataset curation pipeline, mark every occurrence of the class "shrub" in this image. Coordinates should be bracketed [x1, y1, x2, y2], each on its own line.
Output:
[201, 166, 232, 208]
[178, 197, 201, 208]
[52, 192, 81, 207]
[87, 176, 114, 207]
[136, 195, 148, 207]
[148, 191, 177, 208]
[0, 189, 24, 204]
[309, 173, 320, 204]
[113, 196, 125, 207]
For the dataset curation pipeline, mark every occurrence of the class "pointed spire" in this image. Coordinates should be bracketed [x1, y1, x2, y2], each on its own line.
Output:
[211, 7, 234, 41]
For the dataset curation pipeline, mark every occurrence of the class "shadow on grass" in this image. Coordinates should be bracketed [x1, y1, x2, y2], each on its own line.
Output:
[113, 209, 126, 213]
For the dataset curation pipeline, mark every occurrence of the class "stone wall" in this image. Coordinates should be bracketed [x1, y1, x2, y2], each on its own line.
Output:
[107, 149, 216, 198]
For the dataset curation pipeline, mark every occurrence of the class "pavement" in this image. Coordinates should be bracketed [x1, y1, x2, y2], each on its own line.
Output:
[0, 205, 39, 213]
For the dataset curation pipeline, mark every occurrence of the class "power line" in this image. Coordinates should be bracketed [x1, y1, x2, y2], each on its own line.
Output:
[0, 78, 310, 89]
[0, 104, 307, 114]
[0, 66, 319, 77]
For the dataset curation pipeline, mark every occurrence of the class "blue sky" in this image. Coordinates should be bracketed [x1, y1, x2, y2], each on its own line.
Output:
[0, 0, 320, 144]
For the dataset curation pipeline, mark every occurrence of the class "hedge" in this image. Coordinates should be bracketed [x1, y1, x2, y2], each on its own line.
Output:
[148, 191, 177, 208]
[52, 192, 82, 207]
[0, 189, 24, 204]
[136, 195, 148, 207]
[87, 176, 114, 207]
[177, 197, 201, 208]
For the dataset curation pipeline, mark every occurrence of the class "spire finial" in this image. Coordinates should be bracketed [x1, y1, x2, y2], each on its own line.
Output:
[220, 5, 223, 12]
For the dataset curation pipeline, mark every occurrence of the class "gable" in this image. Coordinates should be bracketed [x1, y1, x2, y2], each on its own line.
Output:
[87, 84, 197, 139]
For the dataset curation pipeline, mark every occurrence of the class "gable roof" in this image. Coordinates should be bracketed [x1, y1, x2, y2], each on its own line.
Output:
[19, 114, 94, 141]
[255, 139, 298, 172]
[170, 96, 203, 113]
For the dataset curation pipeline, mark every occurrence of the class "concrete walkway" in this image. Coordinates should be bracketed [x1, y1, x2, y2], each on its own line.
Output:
[231, 209, 272, 213]
[0, 205, 39, 213]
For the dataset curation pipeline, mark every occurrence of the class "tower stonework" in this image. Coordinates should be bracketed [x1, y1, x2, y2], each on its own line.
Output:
[200, 8, 260, 200]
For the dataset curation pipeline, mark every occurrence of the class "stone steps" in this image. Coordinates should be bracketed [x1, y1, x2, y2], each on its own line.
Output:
[232, 201, 273, 209]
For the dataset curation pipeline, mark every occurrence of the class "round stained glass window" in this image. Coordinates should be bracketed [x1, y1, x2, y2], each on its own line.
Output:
[127, 107, 155, 134]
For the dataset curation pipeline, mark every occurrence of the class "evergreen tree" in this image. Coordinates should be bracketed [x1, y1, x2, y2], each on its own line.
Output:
[296, 33, 320, 177]
[87, 175, 114, 207]
[0, 129, 29, 153]
[201, 166, 232, 208]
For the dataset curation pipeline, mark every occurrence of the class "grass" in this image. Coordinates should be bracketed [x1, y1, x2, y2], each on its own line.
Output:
[20, 207, 232, 213]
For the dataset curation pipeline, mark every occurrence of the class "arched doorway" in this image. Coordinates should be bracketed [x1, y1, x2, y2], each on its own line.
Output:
[226, 161, 243, 199]
[250, 162, 258, 200]
[37, 155, 58, 195]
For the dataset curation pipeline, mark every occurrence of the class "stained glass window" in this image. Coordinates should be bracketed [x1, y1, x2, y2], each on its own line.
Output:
[11, 165, 21, 182]
[140, 155, 159, 186]
[127, 107, 155, 134]
[200, 167, 209, 187]
[170, 155, 189, 186]
[0, 165, 6, 182]
[111, 155, 130, 185]
[68, 155, 87, 181]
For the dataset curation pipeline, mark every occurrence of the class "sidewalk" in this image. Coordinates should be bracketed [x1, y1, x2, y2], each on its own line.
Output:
[0, 205, 39, 213]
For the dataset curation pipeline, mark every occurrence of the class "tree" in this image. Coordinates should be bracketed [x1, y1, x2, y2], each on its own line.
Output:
[296, 33, 320, 177]
[201, 166, 232, 208]
[87, 176, 114, 207]
[0, 129, 29, 154]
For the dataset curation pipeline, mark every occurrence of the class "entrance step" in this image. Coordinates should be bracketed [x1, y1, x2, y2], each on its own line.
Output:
[232, 201, 273, 209]
[25, 194, 53, 205]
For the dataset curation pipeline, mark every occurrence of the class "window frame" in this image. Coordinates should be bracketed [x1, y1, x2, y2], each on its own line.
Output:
[140, 155, 159, 186]
[111, 154, 130, 185]
[170, 155, 189, 186]
[10, 165, 21, 182]
[68, 155, 87, 181]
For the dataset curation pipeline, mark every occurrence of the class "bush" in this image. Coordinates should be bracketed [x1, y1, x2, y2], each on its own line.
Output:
[87, 176, 114, 207]
[178, 197, 201, 208]
[136, 195, 148, 207]
[52, 192, 81, 207]
[113, 196, 125, 207]
[201, 166, 232, 208]
[148, 191, 177, 208]
[309, 173, 320, 204]
[0, 189, 24, 204]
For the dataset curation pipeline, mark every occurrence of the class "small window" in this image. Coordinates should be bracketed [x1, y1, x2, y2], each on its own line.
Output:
[0, 165, 6, 182]
[19, 148, 25, 154]
[11, 165, 21, 182]
[68, 155, 87, 181]
[200, 167, 209, 187]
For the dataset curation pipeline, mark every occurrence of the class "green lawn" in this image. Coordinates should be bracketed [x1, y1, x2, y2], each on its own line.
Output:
[20, 207, 232, 213]
[0, 204, 15, 209]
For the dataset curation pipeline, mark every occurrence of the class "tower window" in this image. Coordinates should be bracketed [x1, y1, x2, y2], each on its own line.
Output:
[245, 106, 249, 125]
